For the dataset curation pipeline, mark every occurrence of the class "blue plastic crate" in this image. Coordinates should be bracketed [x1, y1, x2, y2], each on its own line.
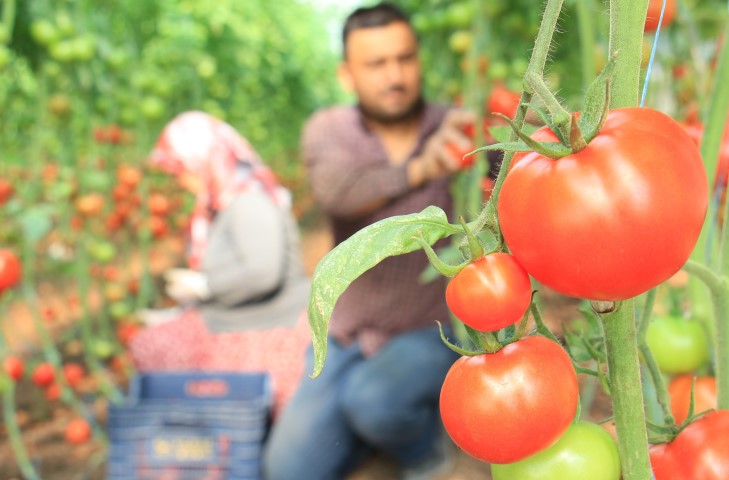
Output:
[106, 372, 272, 480]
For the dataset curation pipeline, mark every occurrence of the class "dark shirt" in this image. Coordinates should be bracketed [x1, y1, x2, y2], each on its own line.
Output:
[301, 103, 453, 355]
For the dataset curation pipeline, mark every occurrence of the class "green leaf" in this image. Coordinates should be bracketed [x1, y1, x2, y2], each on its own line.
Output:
[487, 125, 513, 143]
[308, 206, 461, 378]
[578, 51, 618, 142]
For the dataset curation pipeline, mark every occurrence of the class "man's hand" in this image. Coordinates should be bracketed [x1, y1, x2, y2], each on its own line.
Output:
[164, 268, 211, 304]
[408, 109, 476, 188]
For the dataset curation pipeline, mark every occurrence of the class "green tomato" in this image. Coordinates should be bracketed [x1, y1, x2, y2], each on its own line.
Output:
[30, 20, 59, 46]
[448, 30, 473, 54]
[140, 96, 165, 120]
[491, 422, 621, 480]
[646, 315, 709, 374]
[108, 301, 133, 321]
[446, 3, 475, 28]
[488, 61, 510, 80]
[49, 41, 75, 63]
[87, 240, 117, 263]
[93, 339, 115, 360]
[71, 35, 95, 62]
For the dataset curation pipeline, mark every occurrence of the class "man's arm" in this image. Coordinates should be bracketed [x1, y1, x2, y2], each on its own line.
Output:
[303, 109, 475, 220]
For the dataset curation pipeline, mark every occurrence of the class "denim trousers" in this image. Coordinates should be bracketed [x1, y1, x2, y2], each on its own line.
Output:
[261, 325, 459, 480]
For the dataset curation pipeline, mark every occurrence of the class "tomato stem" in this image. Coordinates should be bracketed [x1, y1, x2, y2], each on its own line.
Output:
[575, 0, 597, 91]
[683, 259, 729, 409]
[636, 288, 678, 428]
[523, 72, 572, 140]
[569, 112, 588, 152]
[598, 298, 652, 480]
[471, 0, 566, 243]
[607, 0, 650, 109]
[417, 234, 465, 278]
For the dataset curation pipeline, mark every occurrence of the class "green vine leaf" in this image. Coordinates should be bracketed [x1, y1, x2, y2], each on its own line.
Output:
[307, 206, 461, 378]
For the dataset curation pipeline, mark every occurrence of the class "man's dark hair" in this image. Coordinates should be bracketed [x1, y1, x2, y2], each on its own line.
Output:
[342, 3, 412, 56]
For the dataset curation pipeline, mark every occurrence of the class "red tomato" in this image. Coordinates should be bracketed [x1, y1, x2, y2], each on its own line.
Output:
[652, 410, 729, 479]
[0, 179, 13, 205]
[117, 165, 141, 188]
[148, 193, 171, 216]
[0, 249, 22, 292]
[32, 363, 55, 388]
[680, 121, 729, 188]
[668, 375, 716, 424]
[440, 335, 579, 464]
[446, 253, 532, 332]
[62, 363, 85, 389]
[488, 85, 520, 118]
[3, 355, 24, 381]
[75, 193, 105, 217]
[645, 0, 676, 32]
[65, 418, 92, 444]
[498, 108, 707, 300]
[45, 382, 61, 401]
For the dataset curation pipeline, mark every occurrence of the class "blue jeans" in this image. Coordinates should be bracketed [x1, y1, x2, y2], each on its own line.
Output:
[262, 325, 459, 480]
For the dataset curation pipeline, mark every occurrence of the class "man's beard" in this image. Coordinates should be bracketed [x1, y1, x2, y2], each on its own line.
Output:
[358, 94, 425, 125]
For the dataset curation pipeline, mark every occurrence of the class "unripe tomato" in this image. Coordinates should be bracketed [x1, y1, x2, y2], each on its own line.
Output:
[0, 249, 21, 292]
[32, 363, 55, 388]
[491, 422, 621, 480]
[65, 418, 92, 444]
[3, 356, 24, 381]
[448, 30, 473, 54]
[446, 253, 532, 332]
[646, 315, 709, 374]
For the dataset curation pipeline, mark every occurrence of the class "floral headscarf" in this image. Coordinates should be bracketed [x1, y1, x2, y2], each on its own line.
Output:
[149, 111, 289, 269]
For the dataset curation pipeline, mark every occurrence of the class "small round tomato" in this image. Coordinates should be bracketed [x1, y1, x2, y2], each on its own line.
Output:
[668, 375, 716, 424]
[488, 85, 520, 118]
[498, 108, 707, 301]
[0, 179, 13, 205]
[148, 193, 171, 216]
[491, 422, 621, 480]
[32, 363, 55, 388]
[440, 336, 578, 464]
[645, 0, 676, 32]
[646, 315, 709, 374]
[446, 253, 532, 332]
[65, 418, 92, 444]
[75, 193, 105, 217]
[62, 363, 85, 389]
[0, 249, 22, 292]
[3, 355, 24, 381]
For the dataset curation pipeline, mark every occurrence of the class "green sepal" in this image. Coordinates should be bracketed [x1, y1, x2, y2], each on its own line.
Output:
[521, 103, 567, 144]
[437, 321, 482, 356]
[494, 113, 573, 159]
[416, 234, 467, 278]
[579, 50, 618, 143]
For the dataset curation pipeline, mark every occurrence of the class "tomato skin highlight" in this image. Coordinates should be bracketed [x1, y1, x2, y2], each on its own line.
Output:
[491, 422, 621, 480]
[440, 336, 578, 464]
[446, 253, 532, 332]
[498, 107, 707, 301]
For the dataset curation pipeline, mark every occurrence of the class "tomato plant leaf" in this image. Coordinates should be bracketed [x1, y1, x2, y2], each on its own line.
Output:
[307, 206, 461, 378]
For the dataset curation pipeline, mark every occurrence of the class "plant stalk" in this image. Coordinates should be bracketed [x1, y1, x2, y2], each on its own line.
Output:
[599, 299, 652, 480]
[608, 0, 650, 108]
[575, 0, 597, 91]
